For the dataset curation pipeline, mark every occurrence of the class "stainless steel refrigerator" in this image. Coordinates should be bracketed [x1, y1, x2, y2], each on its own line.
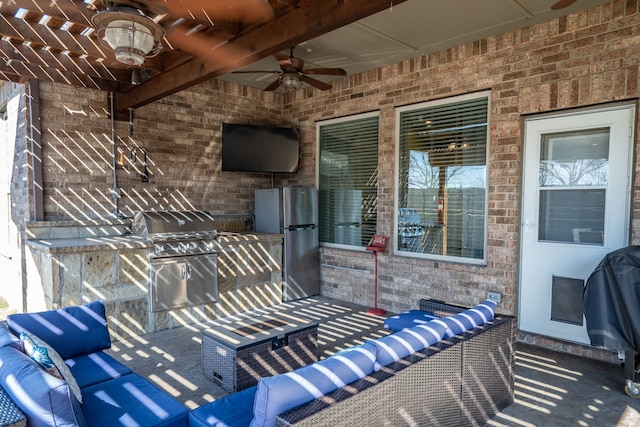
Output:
[254, 187, 319, 301]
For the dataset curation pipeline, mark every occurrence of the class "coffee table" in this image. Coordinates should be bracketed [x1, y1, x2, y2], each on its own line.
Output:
[201, 313, 318, 392]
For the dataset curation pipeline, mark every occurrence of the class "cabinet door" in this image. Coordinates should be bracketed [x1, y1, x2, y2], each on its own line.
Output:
[186, 254, 218, 305]
[151, 259, 188, 311]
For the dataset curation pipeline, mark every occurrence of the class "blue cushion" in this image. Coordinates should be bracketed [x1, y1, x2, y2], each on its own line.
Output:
[430, 300, 497, 337]
[409, 321, 448, 346]
[431, 316, 466, 337]
[369, 320, 447, 368]
[453, 300, 496, 330]
[80, 373, 189, 427]
[65, 352, 133, 388]
[0, 346, 86, 427]
[250, 342, 377, 427]
[7, 301, 112, 360]
[384, 310, 436, 331]
[472, 299, 497, 322]
[189, 386, 257, 427]
[0, 324, 20, 349]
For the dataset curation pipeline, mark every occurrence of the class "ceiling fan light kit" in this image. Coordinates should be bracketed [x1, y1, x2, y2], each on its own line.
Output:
[281, 73, 304, 91]
[92, 7, 164, 66]
[231, 46, 347, 92]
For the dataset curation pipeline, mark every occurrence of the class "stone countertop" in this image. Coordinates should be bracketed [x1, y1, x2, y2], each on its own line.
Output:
[26, 232, 283, 254]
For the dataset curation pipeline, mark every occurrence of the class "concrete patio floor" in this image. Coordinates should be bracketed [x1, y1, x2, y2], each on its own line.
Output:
[104, 296, 640, 426]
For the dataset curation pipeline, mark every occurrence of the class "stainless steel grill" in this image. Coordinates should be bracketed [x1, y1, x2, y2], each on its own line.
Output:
[133, 210, 218, 258]
[133, 210, 219, 311]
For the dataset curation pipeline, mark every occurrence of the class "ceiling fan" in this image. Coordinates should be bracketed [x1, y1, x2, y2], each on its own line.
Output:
[87, 0, 274, 68]
[232, 47, 348, 91]
[551, 0, 578, 10]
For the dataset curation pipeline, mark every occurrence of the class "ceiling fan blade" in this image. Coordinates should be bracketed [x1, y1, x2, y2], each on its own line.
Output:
[300, 75, 332, 91]
[142, 0, 274, 23]
[304, 67, 347, 76]
[264, 78, 281, 91]
[550, 0, 578, 10]
[165, 24, 245, 69]
[231, 70, 281, 74]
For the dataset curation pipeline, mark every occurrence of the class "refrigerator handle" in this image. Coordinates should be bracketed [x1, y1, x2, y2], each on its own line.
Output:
[287, 224, 316, 230]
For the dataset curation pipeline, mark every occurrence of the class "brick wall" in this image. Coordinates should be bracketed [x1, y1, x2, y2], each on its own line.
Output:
[284, 0, 640, 318]
[36, 79, 312, 220]
[4, 0, 640, 357]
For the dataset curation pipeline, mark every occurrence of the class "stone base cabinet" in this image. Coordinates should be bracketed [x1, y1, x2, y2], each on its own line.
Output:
[25, 220, 284, 339]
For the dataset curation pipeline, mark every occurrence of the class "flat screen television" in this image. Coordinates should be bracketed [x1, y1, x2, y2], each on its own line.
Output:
[221, 123, 300, 173]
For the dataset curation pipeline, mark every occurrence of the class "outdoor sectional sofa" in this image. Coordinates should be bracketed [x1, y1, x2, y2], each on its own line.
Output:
[0, 298, 515, 427]
[0, 301, 190, 427]
[190, 298, 516, 427]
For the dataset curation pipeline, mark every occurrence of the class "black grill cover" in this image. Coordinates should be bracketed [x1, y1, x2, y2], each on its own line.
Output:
[584, 246, 640, 351]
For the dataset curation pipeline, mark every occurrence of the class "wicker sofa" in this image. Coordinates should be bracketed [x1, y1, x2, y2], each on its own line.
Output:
[190, 299, 516, 427]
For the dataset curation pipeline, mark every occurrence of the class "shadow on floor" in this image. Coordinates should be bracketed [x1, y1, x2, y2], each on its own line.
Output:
[106, 296, 640, 426]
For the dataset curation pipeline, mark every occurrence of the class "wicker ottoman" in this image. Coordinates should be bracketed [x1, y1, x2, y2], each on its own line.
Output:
[0, 387, 25, 427]
[202, 315, 318, 392]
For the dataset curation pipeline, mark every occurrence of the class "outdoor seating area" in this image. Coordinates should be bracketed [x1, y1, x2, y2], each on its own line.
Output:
[1, 296, 640, 426]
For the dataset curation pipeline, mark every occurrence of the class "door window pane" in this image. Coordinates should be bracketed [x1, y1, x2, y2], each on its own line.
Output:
[539, 129, 609, 187]
[538, 128, 609, 245]
[538, 189, 605, 244]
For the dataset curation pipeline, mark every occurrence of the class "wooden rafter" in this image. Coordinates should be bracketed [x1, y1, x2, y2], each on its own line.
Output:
[0, 0, 407, 109]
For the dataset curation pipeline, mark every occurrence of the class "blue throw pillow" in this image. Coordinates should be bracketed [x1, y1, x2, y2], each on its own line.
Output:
[20, 332, 83, 404]
[7, 301, 111, 360]
[0, 346, 86, 427]
[250, 342, 377, 427]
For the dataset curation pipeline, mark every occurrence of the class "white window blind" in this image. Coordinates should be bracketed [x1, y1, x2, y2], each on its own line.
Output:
[397, 93, 489, 261]
[318, 113, 379, 246]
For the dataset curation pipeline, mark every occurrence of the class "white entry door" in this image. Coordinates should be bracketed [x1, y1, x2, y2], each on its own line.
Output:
[520, 104, 634, 344]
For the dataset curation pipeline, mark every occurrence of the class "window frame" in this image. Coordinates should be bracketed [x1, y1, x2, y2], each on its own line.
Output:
[394, 91, 490, 265]
[316, 111, 380, 250]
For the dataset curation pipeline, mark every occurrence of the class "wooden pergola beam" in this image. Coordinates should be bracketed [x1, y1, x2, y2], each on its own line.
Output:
[115, 0, 406, 111]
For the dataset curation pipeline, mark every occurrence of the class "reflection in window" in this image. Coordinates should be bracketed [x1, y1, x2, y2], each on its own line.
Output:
[397, 92, 489, 261]
[539, 129, 609, 187]
[318, 113, 379, 247]
[538, 128, 609, 245]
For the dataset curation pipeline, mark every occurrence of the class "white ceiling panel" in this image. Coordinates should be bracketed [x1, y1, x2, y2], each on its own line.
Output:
[218, 0, 613, 92]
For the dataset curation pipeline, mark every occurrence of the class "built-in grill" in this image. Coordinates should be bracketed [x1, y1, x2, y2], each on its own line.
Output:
[133, 210, 219, 311]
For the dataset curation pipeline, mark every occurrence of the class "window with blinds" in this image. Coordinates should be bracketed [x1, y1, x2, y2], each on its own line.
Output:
[396, 92, 489, 262]
[317, 112, 380, 247]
